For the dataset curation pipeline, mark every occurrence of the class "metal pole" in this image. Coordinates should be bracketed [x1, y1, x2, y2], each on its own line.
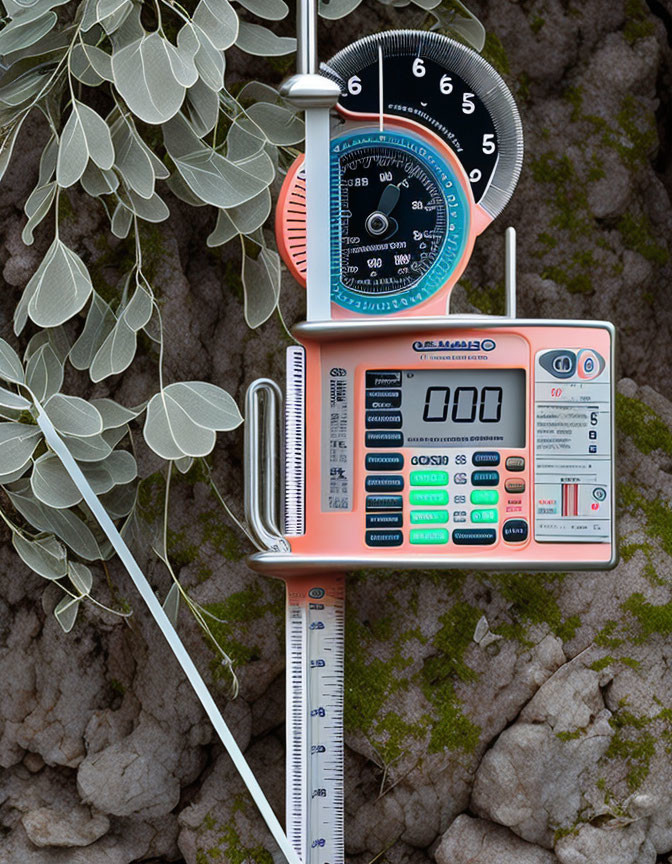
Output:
[281, 0, 340, 322]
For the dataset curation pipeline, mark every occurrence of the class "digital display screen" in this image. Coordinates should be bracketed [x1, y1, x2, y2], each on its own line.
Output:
[400, 369, 526, 448]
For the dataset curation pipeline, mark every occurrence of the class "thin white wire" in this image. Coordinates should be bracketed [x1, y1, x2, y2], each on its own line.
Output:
[34, 404, 301, 864]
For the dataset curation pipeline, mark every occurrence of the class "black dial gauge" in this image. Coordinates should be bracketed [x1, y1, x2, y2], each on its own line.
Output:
[340, 144, 446, 295]
[321, 30, 523, 221]
[329, 129, 470, 314]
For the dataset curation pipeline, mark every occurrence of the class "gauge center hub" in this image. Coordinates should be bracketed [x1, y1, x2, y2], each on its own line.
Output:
[365, 211, 390, 236]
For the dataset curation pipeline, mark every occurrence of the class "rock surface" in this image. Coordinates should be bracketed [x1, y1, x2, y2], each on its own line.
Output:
[1, 1, 672, 863]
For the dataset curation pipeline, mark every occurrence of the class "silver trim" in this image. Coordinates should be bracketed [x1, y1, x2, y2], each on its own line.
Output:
[321, 30, 524, 220]
[244, 379, 290, 552]
[247, 550, 619, 575]
[292, 317, 617, 341]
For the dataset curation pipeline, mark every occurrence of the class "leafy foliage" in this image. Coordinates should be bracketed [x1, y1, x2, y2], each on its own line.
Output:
[0, 0, 447, 650]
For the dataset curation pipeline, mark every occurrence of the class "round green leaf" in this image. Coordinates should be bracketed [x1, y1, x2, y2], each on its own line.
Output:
[68, 561, 93, 594]
[0, 422, 42, 473]
[43, 393, 103, 437]
[192, 0, 238, 51]
[143, 389, 216, 459]
[0, 339, 25, 384]
[163, 381, 243, 431]
[111, 33, 186, 124]
[25, 238, 94, 328]
[31, 453, 83, 509]
[235, 21, 295, 56]
[26, 342, 63, 402]
[13, 532, 67, 579]
[54, 595, 80, 632]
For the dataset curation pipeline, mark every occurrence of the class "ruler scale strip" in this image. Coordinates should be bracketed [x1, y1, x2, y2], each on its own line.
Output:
[286, 574, 345, 864]
[285, 346, 306, 536]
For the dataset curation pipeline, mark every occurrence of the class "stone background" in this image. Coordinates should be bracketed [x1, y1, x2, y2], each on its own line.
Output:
[2, 0, 672, 862]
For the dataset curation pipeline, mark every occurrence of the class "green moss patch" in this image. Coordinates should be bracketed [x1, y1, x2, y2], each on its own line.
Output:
[605, 719, 656, 791]
[344, 593, 481, 764]
[421, 602, 482, 754]
[530, 153, 592, 239]
[622, 592, 672, 641]
[619, 483, 672, 557]
[623, 0, 655, 44]
[617, 213, 669, 267]
[491, 572, 580, 644]
[195, 798, 274, 864]
[203, 583, 282, 673]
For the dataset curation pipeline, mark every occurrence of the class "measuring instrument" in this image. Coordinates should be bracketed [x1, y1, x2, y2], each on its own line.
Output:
[246, 7, 617, 864]
[27, 3, 616, 862]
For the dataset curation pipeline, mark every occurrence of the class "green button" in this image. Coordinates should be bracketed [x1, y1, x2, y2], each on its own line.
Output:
[409, 490, 449, 506]
[471, 508, 498, 524]
[410, 528, 449, 544]
[411, 510, 449, 524]
[470, 490, 499, 505]
[410, 470, 449, 486]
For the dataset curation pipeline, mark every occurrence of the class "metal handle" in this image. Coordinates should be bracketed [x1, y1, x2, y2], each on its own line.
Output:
[244, 379, 290, 553]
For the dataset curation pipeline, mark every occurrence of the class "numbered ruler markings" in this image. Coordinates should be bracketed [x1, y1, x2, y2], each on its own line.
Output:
[286, 576, 345, 864]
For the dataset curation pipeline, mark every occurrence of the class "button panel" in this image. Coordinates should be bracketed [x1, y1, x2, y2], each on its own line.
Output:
[366, 431, 403, 447]
[365, 475, 404, 492]
[366, 411, 402, 429]
[472, 451, 500, 467]
[502, 519, 529, 543]
[471, 490, 499, 505]
[410, 489, 449, 506]
[411, 510, 449, 524]
[366, 389, 402, 409]
[471, 508, 498, 524]
[366, 530, 403, 547]
[410, 528, 449, 545]
[362, 369, 530, 551]
[367, 513, 403, 528]
[410, 470, 449, 486]
[453, 528, 497, 545]
[366, 453, 404, 471]
[472, 470, 500, 486]
[366, 495, 403, 511]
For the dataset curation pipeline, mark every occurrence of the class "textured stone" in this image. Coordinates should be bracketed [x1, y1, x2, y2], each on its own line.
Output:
[0, 1, 672, 863]
[21, 806, 110, 848]
[435, 814, 558, 864]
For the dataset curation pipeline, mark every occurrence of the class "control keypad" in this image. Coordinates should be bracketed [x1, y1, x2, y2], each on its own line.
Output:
[363, 370, 526, 548]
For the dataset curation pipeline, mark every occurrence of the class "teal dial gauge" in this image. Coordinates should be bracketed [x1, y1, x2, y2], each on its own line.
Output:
[328, 129, 470, 314]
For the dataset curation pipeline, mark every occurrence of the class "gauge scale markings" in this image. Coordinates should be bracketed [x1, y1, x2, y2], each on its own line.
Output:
[330, 130, 469, 313]
[322, 29, 524, 221]
[333, 55, 498, 202]
[339, 145, 447, 294]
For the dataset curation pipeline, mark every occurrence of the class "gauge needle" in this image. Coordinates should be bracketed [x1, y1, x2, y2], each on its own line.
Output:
[378, 44, 384, 132]
[365, 184, 400, 237]
[376, 183, 400, 215]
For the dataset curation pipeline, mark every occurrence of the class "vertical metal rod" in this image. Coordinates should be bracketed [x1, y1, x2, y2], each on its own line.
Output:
[305, 110, 334, 322]
[505, 226, 517, 319]
[296, 0, 318, 74]
[281, 0, 340, 323]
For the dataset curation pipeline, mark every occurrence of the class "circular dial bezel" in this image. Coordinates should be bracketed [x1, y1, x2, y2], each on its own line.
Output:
[321, 30, 523, 221]
[330, 129, 470, 315]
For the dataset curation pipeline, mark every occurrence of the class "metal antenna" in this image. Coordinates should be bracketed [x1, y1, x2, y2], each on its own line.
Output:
[281, 0, 340, 322]
[505, 226, 517, 319]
